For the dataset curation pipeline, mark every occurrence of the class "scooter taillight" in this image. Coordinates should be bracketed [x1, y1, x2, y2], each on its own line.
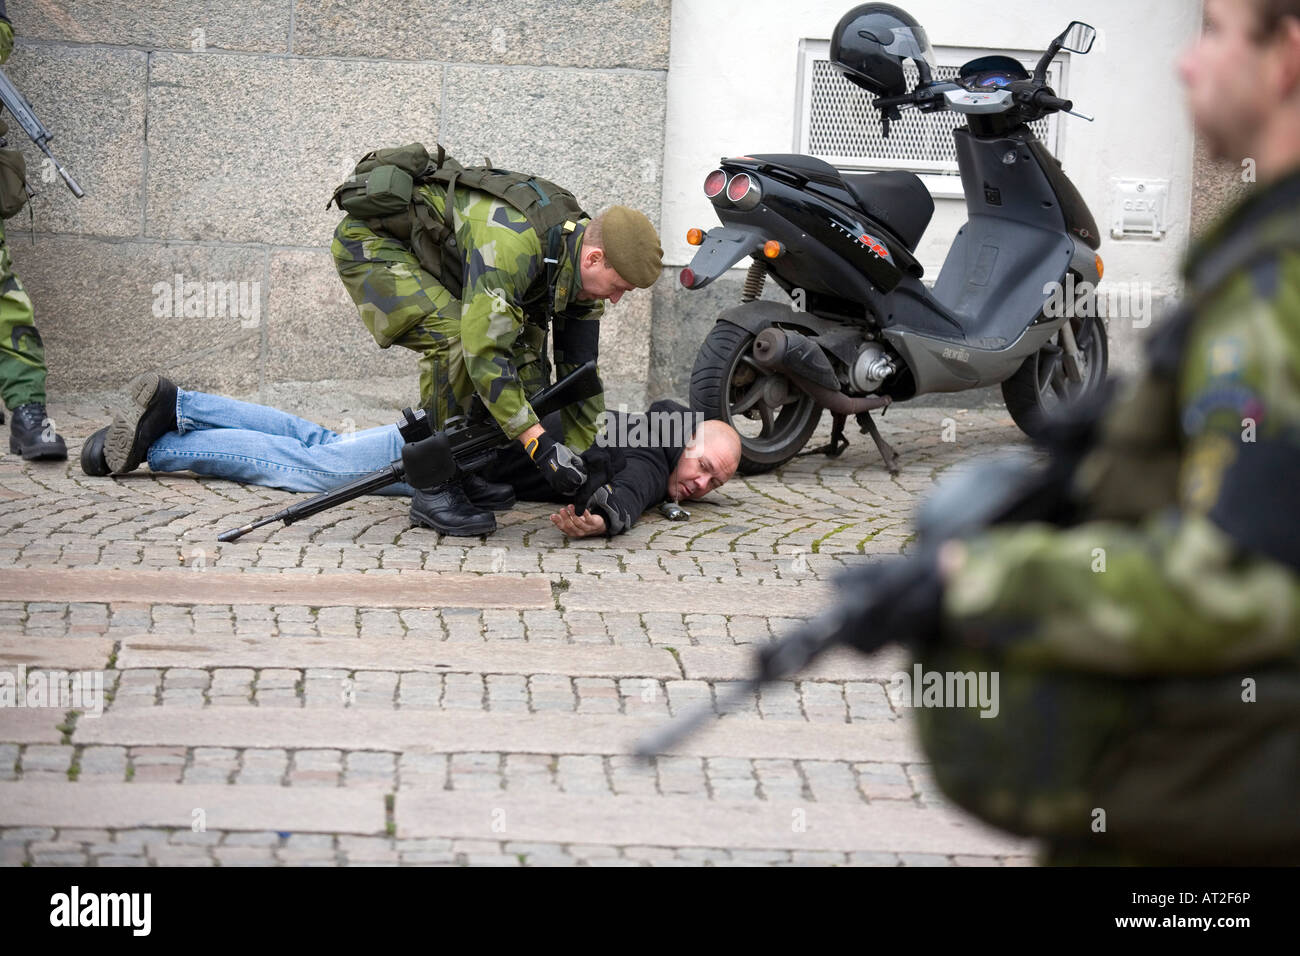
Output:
[703, 169, 727, 199]
[726, 173, 762, 210]
[727, 173, 751, 202]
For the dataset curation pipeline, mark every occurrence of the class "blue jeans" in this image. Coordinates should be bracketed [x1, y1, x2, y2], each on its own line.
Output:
[146, 389, 413, 495]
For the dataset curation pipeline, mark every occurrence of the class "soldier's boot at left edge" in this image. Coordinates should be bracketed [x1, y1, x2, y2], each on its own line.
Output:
[7, 402, 67, 460]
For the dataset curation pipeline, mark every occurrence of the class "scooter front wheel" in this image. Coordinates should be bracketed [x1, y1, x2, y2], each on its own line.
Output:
[1001, 312, 1109, 438]
[690, 322, 823, 475]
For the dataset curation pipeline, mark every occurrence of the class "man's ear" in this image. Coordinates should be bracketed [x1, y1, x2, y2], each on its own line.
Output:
[1282, 17, 1300, 96]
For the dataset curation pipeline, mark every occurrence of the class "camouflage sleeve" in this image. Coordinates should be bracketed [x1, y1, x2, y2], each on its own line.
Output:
[553, 300, 605, 452]
[943, 262, 1300, 674]
[0, 11, 13, 67]
[457, 203, 546, 441]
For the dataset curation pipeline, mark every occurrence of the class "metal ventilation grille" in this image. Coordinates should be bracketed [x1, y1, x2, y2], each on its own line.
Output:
[807, 59, 1055, 174]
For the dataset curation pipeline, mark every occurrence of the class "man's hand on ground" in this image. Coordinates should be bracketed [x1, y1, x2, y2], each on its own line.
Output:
[550, 504, 606, 538]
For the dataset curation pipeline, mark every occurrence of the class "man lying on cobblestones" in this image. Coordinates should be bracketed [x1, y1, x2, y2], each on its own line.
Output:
[81, 372, 742, 539]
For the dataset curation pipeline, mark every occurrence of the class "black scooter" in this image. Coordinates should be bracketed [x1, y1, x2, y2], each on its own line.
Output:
[682, 18, 1105, 473]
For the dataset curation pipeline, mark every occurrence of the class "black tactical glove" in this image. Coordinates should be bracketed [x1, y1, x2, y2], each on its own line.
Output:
[573, 445, 615, 510]
[584, 483, 633, 537]
[525, 432, 587, 496]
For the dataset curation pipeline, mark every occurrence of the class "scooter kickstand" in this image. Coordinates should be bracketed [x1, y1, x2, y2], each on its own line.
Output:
[856, 410, 900, 475]
[798, 413, 851, 459]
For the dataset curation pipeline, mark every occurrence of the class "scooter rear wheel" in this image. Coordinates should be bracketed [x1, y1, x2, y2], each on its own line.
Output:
[690, 322, 823, 475]
[1001, 310, 1109, 437]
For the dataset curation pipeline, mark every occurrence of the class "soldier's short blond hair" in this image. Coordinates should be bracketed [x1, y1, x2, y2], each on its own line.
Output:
[585, 214, 606, 251]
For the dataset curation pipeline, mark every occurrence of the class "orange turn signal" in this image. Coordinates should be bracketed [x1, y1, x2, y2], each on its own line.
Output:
[763, 240, 784, 259]
[687, 228, 705, 246]
[1095, 255, 1105, 280]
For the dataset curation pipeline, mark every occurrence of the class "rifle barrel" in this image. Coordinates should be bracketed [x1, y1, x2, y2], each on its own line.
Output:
[634, 677, 763, 759]
[0, 68, 86, 199]
[40, 143, 84, 199]
[216, 462, 404, 543]
[633, 604, 855, 758]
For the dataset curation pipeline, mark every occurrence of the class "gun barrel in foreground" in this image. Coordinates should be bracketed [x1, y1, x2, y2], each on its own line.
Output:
[0, 67, 85, 198]
[635, 450, 1077, 758]
[633, 565, 908, 759]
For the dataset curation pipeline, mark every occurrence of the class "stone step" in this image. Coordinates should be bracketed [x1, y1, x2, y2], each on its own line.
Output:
[114, 634, 682, 679]
[0, 567, 551, 610]
[679, 645, 910, 682]
[70, 706, 923, 763]
[73, 632, 909, 685]
[0, 708, 66, 744]
[561, 576, 833, 617]
[0, 637, 115, 671]
[396, 790, 1029, 855]
[0, 782, 384, 834]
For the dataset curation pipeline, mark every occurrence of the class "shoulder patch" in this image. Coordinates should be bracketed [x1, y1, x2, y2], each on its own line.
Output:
[1207, 336, 1246, 378]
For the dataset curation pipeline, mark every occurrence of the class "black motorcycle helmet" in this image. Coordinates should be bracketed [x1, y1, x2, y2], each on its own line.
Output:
[831, 3, 936, 98]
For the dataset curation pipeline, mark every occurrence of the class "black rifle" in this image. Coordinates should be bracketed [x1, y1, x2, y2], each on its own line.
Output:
[634, 395, 1103, 758]
[0, 66, 84, 198]
[218, 361, 602, 543]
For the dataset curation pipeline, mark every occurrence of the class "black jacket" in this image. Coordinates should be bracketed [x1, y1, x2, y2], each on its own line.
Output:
[482, 399, 694, 534]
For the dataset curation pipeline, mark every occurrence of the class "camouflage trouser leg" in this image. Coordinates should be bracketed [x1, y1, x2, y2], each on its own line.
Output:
[0, 220, 46, 411]
[331, 216, 473, 429]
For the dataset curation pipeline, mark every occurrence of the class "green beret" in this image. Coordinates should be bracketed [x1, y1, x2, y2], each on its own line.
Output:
[598, 206, 663, 288]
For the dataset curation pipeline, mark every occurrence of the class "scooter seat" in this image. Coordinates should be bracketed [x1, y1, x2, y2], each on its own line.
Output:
[746, 153, 847, 188]
[840, 170, 935, 253]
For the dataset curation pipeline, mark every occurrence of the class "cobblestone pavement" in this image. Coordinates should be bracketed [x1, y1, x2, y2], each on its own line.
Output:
[0, 392, 1039, 866]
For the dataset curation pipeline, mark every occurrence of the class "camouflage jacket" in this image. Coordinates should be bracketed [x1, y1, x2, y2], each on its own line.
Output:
[916, 169, 1300, 861]
[417, 181, 605, 450]
[944, 166, 1300, 674]
[0, 2, 12, 65]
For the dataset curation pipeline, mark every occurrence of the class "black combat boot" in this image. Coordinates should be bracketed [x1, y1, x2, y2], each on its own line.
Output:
[105, 372, 178, 475]
[80, 426, 111, 476]
[8, 402, 68, 461]
[410, 478, 497, 536]
[462, 471, 516, 511]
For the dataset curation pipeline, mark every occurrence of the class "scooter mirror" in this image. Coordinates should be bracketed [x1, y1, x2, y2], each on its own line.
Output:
[1057, 21, 1097, 55]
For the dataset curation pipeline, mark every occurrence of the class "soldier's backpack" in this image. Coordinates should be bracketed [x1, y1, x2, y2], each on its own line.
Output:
[0, 117, 29, 220]
[327, 143, 588, 305]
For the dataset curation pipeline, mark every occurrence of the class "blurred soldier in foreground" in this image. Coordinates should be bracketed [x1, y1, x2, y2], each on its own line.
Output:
[904, 0, 1300, 865]
[0, 2, 66, 460]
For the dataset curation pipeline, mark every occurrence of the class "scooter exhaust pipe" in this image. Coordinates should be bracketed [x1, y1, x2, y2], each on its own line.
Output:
[752, 328, 892, 415]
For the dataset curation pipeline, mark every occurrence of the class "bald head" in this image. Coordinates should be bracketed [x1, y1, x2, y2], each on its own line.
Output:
[696, 419, 742, 471]
[667, 419, 743, 501]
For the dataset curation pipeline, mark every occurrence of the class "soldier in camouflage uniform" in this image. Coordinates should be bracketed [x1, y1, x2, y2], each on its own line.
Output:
[333, 181, 661, 536]
[0, 1, 66, 461]
[909, 0, 1300, 864]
